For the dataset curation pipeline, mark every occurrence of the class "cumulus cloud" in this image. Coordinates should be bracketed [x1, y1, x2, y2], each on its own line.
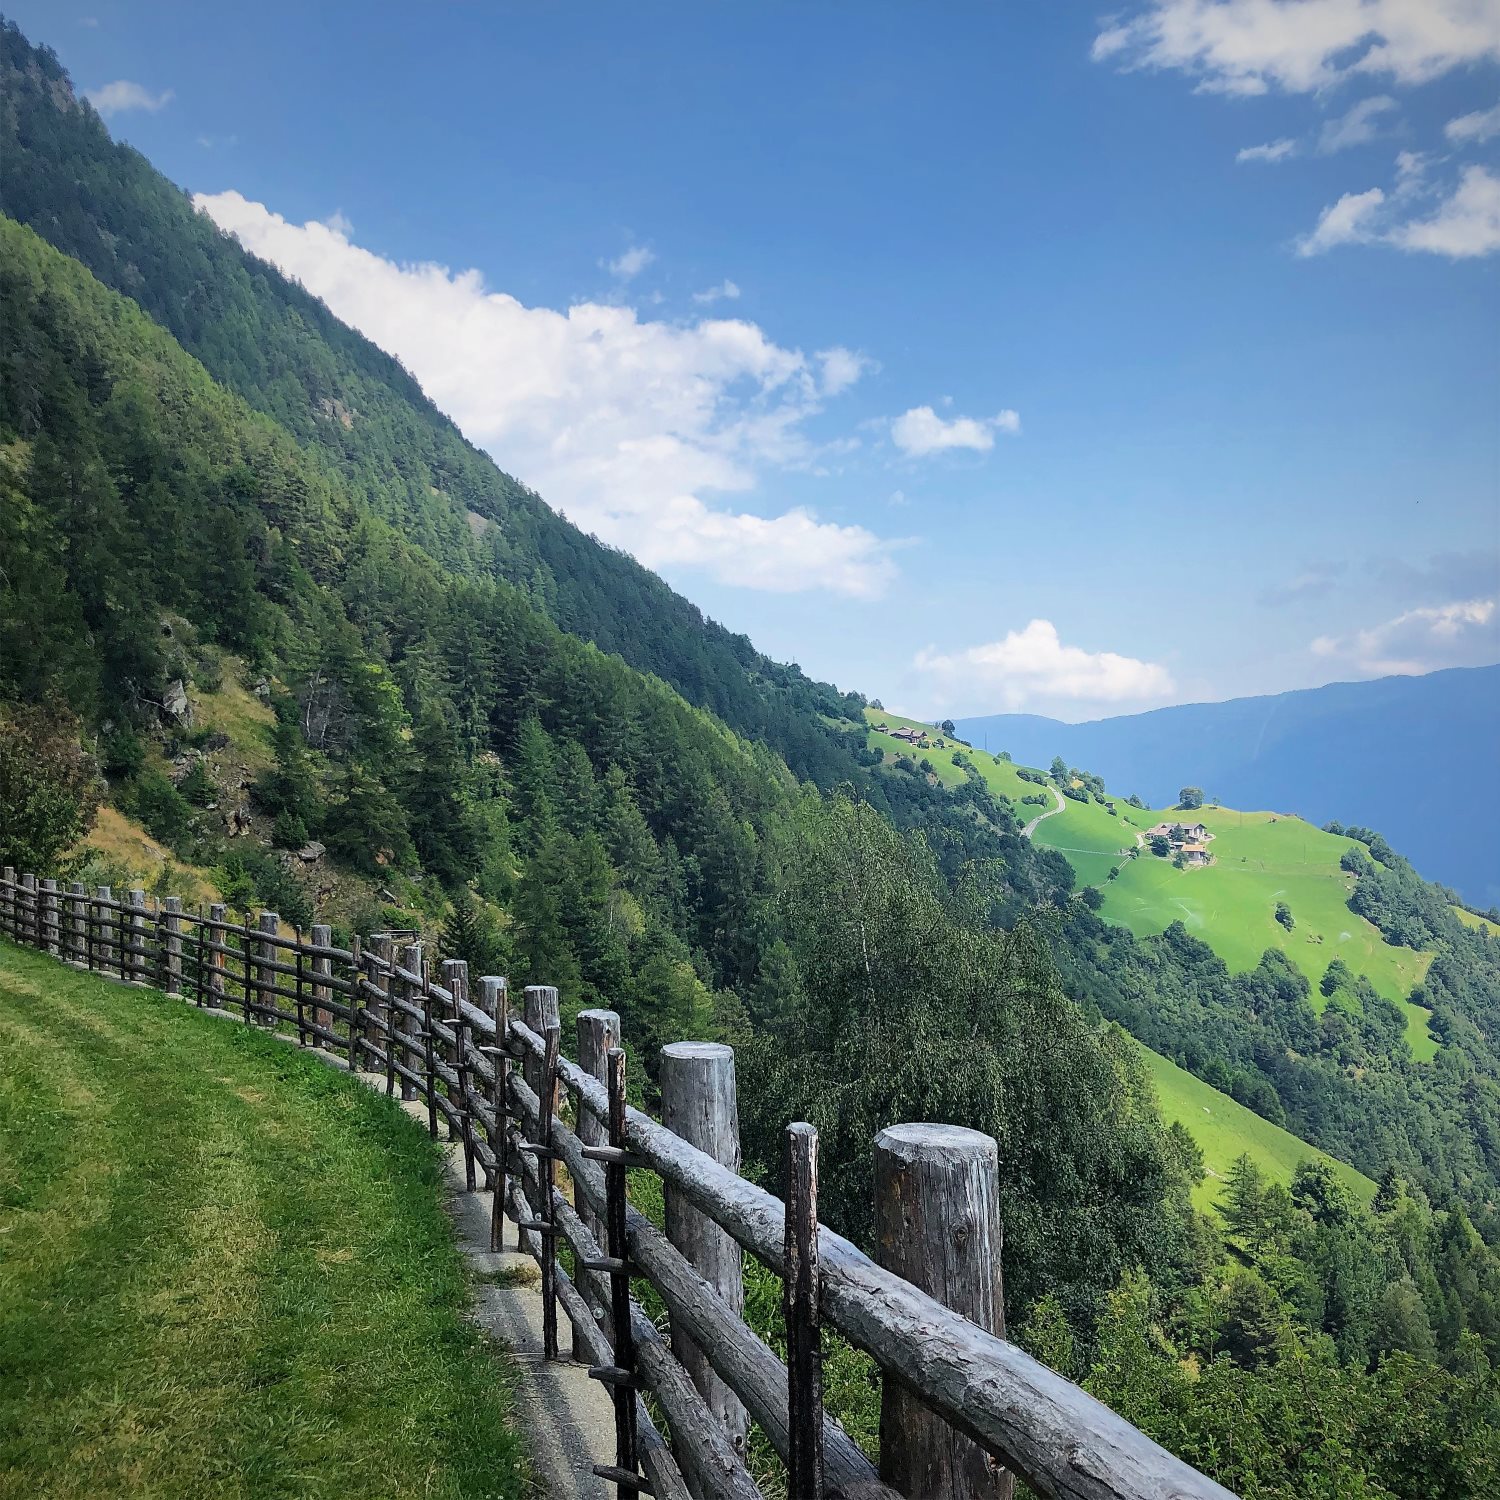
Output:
[818, 347, 872, 396]
[1092, 1, 1500, 96]
[914, 620, 1175, 712]
[1296, 186, 1387, 254]
[85, 80, 173, 116]
[1389, 164, 1500, 256]
[691, 279, 741, 304]
[1311, 599, 1498, 675]
[605, 244, 655, 280]
[1297, 162, 1500, 257]
[890, 405, 1021, 456]
[1447, 101, 1500, 143]
[1317, 95, 1398, 154]
[196, 191, 895, 597]
[1237, 138, 1298, 163]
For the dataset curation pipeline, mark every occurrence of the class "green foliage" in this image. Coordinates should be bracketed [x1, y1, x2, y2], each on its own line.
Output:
[1275, 900, 1294, 931]
[1179, 786, 1204, 810]
[178, 758, 215, 808]
[0, 701, 100, 872]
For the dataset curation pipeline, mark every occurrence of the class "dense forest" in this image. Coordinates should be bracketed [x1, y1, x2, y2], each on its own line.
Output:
[2, 22, 1499, 1493]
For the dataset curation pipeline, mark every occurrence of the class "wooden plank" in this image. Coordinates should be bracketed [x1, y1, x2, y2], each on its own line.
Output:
[784, 1122, 824, 1500]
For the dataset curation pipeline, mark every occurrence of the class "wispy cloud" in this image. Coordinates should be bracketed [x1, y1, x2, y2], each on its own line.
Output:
[890, 405, 1020, 457]
[1317, 95, 1398, 155]
[1296, 187, 1388, 256]
[1093, 1, 1500, 96]
[691, 279, 741, 304]
[915, 619, 1175, 712]
[196, 192, 896, 598]
[604, 244, 655, 280]
[1446, 102, 1500, 144]
[1237, 138, 1297, 164]
[85, 80, 173, 116]
[1312, 599, 1498, 676]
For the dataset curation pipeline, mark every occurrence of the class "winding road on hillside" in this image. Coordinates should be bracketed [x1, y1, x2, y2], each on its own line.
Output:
[1021, 784, 1066, 838]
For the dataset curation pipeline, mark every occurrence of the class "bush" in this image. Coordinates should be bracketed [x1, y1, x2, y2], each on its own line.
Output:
[179, 758, 215, 807]
[1274, 901, 1294, 931]
[272, 809, 309, 849]
[128, 769, 195, 853]
[0, 702, 102, 872]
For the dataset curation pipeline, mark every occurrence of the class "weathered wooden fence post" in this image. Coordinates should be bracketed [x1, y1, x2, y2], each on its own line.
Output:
[1, 866, 14, 940]
[67, 882, 87, 966]
[95, 886, 114, 975]
[310, 923, 333, 1046]
[162, 896, 183, 995]
[660, 1040, 749, 1457]
[574, 1006, 620, 1358]
[522, 985, 560, 1106]
[126, 889, 148, 984]
[398, 940, 423, 1102]
[874, 1123, 1012, 1500]
[480, 976, 509, 1253]
[784, 1121, 824, 1499]
[40, 879, 59, 957]
[206, 903, 227, 1006]
[20, 873, 37, 949]
[254, 911, 280, 1023]
[441, 959, 469, 1140]
[366, 933, 394, 1088]
[576, 1009, 620, 1246]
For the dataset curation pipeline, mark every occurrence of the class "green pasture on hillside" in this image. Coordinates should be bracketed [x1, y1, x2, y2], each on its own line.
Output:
[1100, 808, 1436, 1058]
[1454, 905, 1500, 937]
[864, 712, 1438, 1059]
[1142, 1046, 1377, 1215]
[0, 941, 527, 1500]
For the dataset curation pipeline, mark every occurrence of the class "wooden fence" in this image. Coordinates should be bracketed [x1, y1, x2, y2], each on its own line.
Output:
[0, 865, 1235, 1500]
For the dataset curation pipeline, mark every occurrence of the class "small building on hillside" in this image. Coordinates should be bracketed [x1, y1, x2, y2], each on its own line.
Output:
[1180, 843, 1212, 866]
[1146, 820, 1211, 844]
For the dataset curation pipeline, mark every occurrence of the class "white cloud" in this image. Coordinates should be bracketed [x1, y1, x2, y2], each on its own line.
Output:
[691, 279, 741, 304]
[1093, 1, 1500, 96]
[1237, 137, 1298, 163]
[915, 620, 1175, 712]
[890, 405, 1021, 456]
[1317, 94, 1398, 153]
[196, 191, 894, 598]
[1311, 598, 1498, 675]
[605, 245, 655, 280]
[1390, 164, 1500, 256]
[1301, 163, 1500, 256]
[1447, 101, 1500, 143]
[818, 347, 872, 396]
[1296, 186, 1387, 254]
[85, 80, 173, 116]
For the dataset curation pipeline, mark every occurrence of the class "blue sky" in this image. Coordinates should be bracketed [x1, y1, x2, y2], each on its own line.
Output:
[20, 1, 1500, 720]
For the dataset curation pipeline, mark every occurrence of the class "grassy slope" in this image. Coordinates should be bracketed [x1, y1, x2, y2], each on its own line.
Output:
[1142, 1046, 1376, 1215]
[0, 941, 527, 1500]
[1101, 807, 1436, 1060]
[1454, 906, 1500, 937]
[865, 711, 1436, 1058]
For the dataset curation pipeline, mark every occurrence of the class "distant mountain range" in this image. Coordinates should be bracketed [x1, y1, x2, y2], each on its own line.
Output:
[955, 665, 1500, 906]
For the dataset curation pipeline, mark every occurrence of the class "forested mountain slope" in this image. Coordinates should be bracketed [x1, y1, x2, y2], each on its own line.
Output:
[0, 22, 864, 788]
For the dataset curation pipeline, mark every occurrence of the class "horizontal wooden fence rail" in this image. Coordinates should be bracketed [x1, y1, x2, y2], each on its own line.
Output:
[0, 864, 1236, 1500]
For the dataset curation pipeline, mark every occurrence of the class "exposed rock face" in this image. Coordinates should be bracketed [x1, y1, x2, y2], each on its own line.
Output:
[296, 841, 326, 863]
[226, 804, 252, 836]
[161, 678, 192, 726]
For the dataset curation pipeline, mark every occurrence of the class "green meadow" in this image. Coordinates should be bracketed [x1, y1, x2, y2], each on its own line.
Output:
[1101, 807, 1436, 1059]
[1454, 905, 1500, 937]
[1141, 1045, 1376, 1215]
[863, 709, 1437, 1060]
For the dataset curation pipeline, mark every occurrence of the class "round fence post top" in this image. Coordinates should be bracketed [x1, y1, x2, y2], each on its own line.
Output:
[661, 1040, 735, 1063]
[578, 1006, 621, 1025]
[876, 1121, 998, 1163]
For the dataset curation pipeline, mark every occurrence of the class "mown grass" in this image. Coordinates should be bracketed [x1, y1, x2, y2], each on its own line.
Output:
[0, 940, 528, 1500]
[1141, 1045, 1376, 1215]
